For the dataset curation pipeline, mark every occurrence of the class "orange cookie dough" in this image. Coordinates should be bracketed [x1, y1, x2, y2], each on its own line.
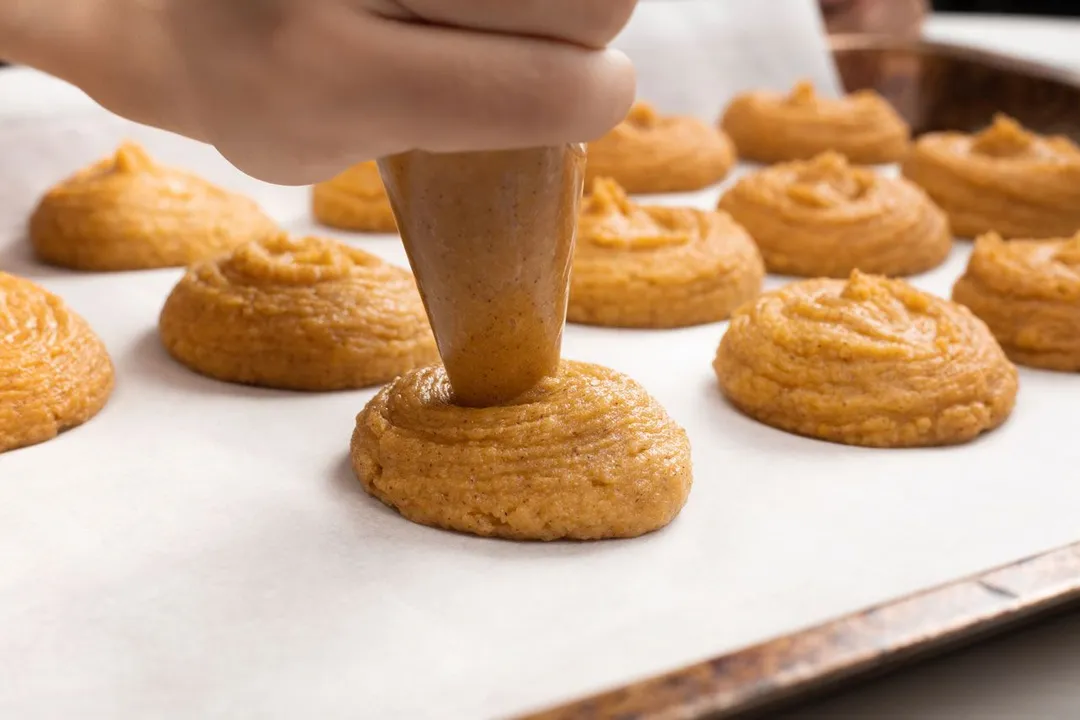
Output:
[0, 272, 114, 453]
[720, 81, 911, 165]
[953, 232, 1080, 371]
[351, 360, 692, 541]
[159, 234, 437, 390]
[569, 178, 763, 328]
[718, 152, 951, 278]
[715, 271, 1018, 448]
[30, 141, 278, 271]
[902, 115, 1080, 239]
[585, 102, 735, 194]
[312, 161, 397, 233]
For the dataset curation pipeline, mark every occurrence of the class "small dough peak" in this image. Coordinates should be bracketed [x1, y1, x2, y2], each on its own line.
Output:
[786, 80, 819, 106]
[582, 178, 688, 250]
[224, 233, 380, 285]
[626, 101, 661, 129]
[111, 140, 156, 174]
[786, 153, 873, 208]
[971, 114, 1037, 158]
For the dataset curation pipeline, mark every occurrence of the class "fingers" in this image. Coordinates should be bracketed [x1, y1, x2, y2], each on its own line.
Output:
[204, 2, 639, 184]
[351, 16, 637, 155]
[369, 0, 638, 49]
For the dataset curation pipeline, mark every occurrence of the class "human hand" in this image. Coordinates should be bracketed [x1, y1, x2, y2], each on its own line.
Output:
[11, 0, 639, 185]
[819, 0, 928, 37]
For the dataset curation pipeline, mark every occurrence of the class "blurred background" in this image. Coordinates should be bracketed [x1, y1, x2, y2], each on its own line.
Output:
[934, 0, 1080, 14]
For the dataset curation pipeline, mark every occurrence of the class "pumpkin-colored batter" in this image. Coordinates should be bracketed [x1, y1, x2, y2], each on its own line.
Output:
[570, 177, 763, 328]
[585, 102, 735, 194]
[902, 115, 1080, 239]
[0, 272, 114, 453]
[30, 141, 279, 271]
[720, 81, 911, 165]
[363, 149, 695, 540]
[718, 152, 951, 278]
[715, 271, 1018, 448]
[351, 360, 692, 541]
[953, 232, 1080, 371]
[379, 146, 584, 407]
[312, 161, 397, 233]
[159, 233, 437, 391]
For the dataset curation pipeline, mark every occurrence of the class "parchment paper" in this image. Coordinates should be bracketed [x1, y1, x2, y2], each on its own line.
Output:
[3, 6, 1080, 720]
[614, 0, 842, 118]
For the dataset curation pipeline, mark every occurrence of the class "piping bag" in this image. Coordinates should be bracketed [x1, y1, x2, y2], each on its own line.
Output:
[378, 0, 840, 408]
[379, 146, 584, 408]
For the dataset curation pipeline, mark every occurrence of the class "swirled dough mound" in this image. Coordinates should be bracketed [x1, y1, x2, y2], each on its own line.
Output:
[585, 102, 735, 194]
[0, 272, 114, 453]
[902, 115, 1080, 239]
[30, 141, 279, 271]
[720, 81, 911, 165]
[715, 271, 1018, 448]
[718, 152, 951, 278]
[159, 234, 437, 390]
[569, 178, 763, 328]
[351, 361, 693, 541]
[953, 232, 1080, 371]
[312, 161, 397, 233]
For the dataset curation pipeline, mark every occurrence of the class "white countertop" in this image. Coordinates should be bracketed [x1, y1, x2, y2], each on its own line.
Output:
[789, 12, 1080, 719]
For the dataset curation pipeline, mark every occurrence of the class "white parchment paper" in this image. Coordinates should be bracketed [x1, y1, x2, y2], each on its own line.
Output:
[2, 6, 1080, 720]
[615, 0, 842, 118]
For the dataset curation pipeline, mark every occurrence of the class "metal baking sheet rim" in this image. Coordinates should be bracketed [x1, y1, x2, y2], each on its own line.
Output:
[521, 541, 1080, 720]
[520, 36, 1080, 720]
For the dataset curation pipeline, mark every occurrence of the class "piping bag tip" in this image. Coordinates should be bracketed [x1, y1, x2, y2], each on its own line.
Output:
[378, 145, 586, 407]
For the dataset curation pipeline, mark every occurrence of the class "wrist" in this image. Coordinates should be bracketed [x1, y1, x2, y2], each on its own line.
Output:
[0, 0, 107, 77]
[1, 0, 182, 132]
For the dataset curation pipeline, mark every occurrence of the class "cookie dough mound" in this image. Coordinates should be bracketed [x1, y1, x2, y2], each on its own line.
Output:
[312, 161, 397, 233]
[30, 141, 278, 271]
[715, 271, 1018, 448]
[0, 272, 114, 453]
[953, 232, 1080, 371]
[718, 152, 951, 278]
[721, 81, 911, 165]
[351, 361, 693, 541]
[902, 115, 1080, 239]
[585, 102, 735, 194]
[570, 178, 763, 328]
[159, 233, 437, 390]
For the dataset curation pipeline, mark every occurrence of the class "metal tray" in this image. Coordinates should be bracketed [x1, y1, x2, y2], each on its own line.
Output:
[831, 34, 1080, 139]
[519, 35, 1080, 720]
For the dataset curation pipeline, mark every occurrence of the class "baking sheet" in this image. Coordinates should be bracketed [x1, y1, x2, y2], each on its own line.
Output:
[3, 18, 1080, 720]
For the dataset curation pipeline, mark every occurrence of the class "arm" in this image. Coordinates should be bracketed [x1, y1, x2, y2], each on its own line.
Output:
[0, 1, 119, 81]
[0, 0, 639, 186]
[0, 0, 174, 126]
